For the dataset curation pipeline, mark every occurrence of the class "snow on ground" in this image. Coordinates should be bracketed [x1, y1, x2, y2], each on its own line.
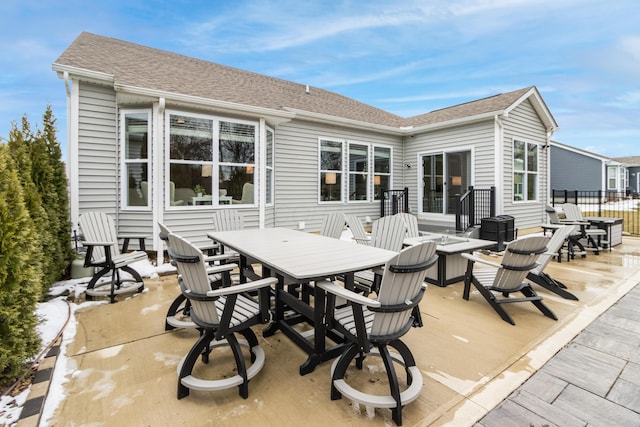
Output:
[0, 259, 171, 427]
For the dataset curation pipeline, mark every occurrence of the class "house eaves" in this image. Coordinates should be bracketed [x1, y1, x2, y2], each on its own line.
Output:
[115, 83, 296, 125]
[505, 86, 558, 132]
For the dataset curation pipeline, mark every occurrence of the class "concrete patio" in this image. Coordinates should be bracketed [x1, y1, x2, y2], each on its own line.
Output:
[38, 236, 640, 426]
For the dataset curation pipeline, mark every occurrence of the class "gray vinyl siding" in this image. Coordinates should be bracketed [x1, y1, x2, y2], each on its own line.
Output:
[77, 82, 118, 216]
[273, 119, 402, 233]
[502, 100, 549, 229]
[550, 145, 602, 191]
[404, 120, 496, 214]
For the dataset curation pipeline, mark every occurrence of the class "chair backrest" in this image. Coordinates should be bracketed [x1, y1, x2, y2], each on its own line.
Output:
[370, 215, 407, 252]
[79, 212, 121, 261]
[531, 225, 576, 274]
[345, 214, 370, 244]
[320, 212, 345, 239]
[562, 203, 584, 221]
[493, 236, 549, 291]
[212, 210, 244, 232]
[395, 213, 420, 238]
[167, 232, 220, 325]
[175, 187, 196, 205]
[545, 205, 561, 224]
[238, 182, 254, 204]
[371, 242, 437, 336]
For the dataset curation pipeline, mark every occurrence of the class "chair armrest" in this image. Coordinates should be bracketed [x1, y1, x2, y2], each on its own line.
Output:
[461, 253, 502, 269]
[203, 253, 237, 263]
[117, 233, 148, 240]
[205, 263, 237, 275]
[207, 277, 277, 297]
[353, 236, 372, 245]
[317, 280, 381, 308]
[82, 240, 116, 247]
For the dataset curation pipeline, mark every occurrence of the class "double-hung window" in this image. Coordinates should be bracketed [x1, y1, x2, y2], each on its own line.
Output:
[167, 112, 256, 208]
[320, 139, 343, 202]
[320, 138, 392, 203]
[513, 139, 538, 201]
[121, 110, 151, 209]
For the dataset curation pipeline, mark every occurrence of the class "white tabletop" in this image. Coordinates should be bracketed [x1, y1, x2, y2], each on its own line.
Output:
[403, 233, 495, 255]
[208, 228, 397, 280]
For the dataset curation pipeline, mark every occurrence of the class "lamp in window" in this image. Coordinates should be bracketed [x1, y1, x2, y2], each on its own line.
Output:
[325, 172, 337, 200]
[246, 166, 254, 175]
[451, 176, 462, 186]
[201, 164, 212, 178]
[374, 175, 381, 186]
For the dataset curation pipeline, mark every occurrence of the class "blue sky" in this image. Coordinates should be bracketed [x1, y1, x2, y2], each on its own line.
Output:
[2, 0, 639, 158]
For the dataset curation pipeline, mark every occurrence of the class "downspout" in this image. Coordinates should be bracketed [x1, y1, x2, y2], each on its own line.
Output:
[259, 118, 266, 229]
[64, 71, 80, 232]
[546, 131, 552, 211]
[494, 114, 505, 215]
[154, 97, 165, 263]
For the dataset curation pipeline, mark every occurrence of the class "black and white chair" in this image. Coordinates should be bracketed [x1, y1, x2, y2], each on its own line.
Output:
[320, 212, 346, 239]
[168, 231, 276, 400]
[78, 211, 147, 303]
[318, 242, 438, 426]
[462, 235, 557, 325]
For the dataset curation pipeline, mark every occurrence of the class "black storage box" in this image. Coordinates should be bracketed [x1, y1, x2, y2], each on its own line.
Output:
[480, 215, 515, 251]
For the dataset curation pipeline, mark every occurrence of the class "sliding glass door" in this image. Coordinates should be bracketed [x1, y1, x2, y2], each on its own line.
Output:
[421, 150, 471, 214]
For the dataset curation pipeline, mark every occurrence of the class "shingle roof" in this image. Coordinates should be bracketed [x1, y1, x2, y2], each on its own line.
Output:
[613, 156, 640, 166]
[54, 32, 541, 130]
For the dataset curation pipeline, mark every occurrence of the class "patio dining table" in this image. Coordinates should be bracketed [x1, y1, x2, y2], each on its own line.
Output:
[207, 227, 397, 375]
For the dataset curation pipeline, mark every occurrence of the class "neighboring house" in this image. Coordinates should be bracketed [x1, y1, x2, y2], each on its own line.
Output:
[53, 32, 559, 260]
[549, 141, 628, 197]
[612, 156, 640, 194]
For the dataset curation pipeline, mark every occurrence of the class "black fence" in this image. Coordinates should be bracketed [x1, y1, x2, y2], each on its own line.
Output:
[551, 189, 640, 236]
[455, 186, 496, 232]
[380, 187, 409, 217]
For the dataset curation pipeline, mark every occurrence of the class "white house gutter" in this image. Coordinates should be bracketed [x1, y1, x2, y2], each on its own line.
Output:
[62, 71, 81, 232]
[494, 115, 505, 215]
[114, 84, 295, 124]
[53, 63, 114, 85]
[153, 98, 165, 262]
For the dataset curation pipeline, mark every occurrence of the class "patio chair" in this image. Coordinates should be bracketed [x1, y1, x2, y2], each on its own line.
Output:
[345, 214, 371, 245]
[462, 235, 557, 325]
[544, 205, 586, 260]
[561, 203, 607, 254]
[394, 212, 426, 238]
[353, 215, 408, 295]
[320, 212, 346, 239]
[78, 211, 148, 303]
[168, 231, 277, 400]
[232, 182, 254, 204]
[526, 225, 579, 300]
[159, 223, 238, 330]
[318, 241, 438, 426]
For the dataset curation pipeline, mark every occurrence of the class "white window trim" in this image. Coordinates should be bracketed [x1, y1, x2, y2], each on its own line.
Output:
[318, 137, 345, 204]
[318, 137, 393, 204]
[512, 138, 540, 203]
[265, 126, 275, 206]
[120, 108, 152, 211]
[164, 110, 258, 210]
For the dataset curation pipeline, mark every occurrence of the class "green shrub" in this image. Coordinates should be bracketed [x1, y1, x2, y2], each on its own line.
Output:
[0, 145, 41, 383]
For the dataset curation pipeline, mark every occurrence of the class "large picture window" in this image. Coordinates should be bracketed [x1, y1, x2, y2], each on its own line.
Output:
[122, 110, 151, 209]
[513, 140, 538, 201]
[167, 112, 256, 208]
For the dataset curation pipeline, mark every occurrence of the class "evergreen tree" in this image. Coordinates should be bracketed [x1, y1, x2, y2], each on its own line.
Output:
[37, 106, 73, 282]
[7, 118, 49, 295]
[0, 144, 41, 383]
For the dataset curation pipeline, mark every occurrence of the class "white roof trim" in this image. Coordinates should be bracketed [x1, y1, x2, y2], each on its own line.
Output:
[282, 107, 401, 134]
[115, 84, 296, 122]
[52, 63, 114, 84]
[505, 87, 559, 131]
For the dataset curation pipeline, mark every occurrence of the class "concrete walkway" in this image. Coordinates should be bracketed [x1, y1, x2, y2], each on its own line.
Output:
[478, 283, 640, 426]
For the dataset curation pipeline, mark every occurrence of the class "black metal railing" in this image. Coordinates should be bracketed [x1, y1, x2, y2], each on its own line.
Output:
[551, 189, 640, 236]
[380, 187, 409, 217]
[454, 186, 496, 232]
